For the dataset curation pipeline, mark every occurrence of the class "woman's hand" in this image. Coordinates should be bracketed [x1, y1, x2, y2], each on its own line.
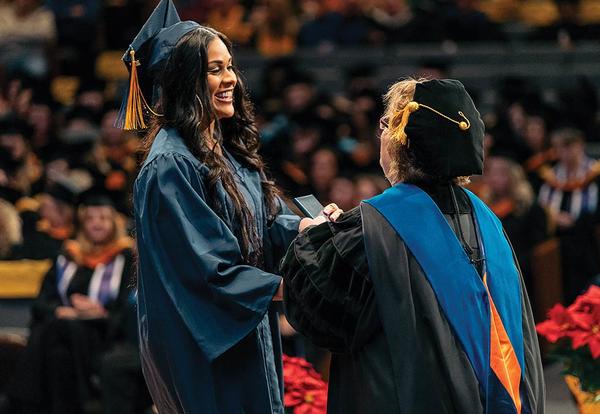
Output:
[299, 216, 327, 232]
[272, 279, 284, 301]
[55, 306, 79, 319]
[323, 203, 343, 222]
[298, 203, 344, 232]
[70, 294, 108, 319]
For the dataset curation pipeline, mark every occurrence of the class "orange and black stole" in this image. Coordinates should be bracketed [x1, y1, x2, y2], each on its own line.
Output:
[64, 237, 134, 268]
[365, 184, 527, 414]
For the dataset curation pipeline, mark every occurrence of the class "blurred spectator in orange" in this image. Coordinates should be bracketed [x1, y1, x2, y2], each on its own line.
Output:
[87, 106, 138, 213]
[538, 128, 600, 302]
[0, 115, 42, 198]
[483, 156, 550, 292]
[520, 109, 558, 191]
[252, 0, 298, 57]
[7, 193, 135, 414]
[17, 179, 78, 259]
[205, 0, 253, 45]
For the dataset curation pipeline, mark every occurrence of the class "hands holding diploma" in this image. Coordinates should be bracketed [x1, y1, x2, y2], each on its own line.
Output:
[273, 202, 343, 302]
[299, 203, 344, 232]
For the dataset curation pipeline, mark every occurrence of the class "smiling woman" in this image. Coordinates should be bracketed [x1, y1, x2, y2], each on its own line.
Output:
[206, 38, 237, 119]
[123, 1, 308, 414]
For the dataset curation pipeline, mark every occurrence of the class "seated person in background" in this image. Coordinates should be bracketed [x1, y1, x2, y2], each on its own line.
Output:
[0, 198, 22, 259]
[0, 115, 43, 199]
[482, 156, 550, 295]
[281, 78, 544, 414]
[7, 192, 135, 414]
[538, 127, 600, 302]
[17, 179, 78, 260]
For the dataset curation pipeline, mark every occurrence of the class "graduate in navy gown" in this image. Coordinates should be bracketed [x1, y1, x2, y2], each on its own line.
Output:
[123, 2, 326, 413]
[281, 79, 545, 413]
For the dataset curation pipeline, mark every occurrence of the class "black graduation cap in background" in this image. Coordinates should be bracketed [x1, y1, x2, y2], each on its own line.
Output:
[77, 186, 116, 208]
[44, 180, 80, 206]
[117, 0, 200, 130]
[396, 79, 485, 177]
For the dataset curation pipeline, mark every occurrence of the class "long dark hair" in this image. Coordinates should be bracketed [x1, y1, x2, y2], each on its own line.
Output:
[141, 27, 279, 266]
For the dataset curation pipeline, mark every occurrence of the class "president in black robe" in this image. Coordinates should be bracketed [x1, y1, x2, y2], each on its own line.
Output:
[281, 79, 545, 414]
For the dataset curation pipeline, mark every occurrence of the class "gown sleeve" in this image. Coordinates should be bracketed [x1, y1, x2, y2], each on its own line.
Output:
[135, 153, 282, 361]
[267, 197, 301, 263]
[280, 207, 380, 353]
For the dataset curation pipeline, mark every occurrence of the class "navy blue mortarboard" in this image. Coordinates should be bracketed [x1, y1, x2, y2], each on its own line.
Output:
[117, 0, 200, 130]
[389, 79, 485, 177]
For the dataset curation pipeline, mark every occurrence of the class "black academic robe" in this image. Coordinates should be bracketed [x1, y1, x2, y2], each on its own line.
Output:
[133, 128, 300, 414]
[281, 183, 545, 414]
[8, 245, 135, 413]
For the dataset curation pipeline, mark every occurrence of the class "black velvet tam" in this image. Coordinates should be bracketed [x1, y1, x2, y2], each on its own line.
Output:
[405, 79, 485, 177]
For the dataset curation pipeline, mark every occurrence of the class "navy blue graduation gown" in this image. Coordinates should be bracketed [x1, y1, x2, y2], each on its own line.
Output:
[133, 128, 300, 414]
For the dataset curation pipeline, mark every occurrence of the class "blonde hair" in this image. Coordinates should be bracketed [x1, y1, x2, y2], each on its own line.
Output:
[382, 78, 470, 185]
[76, 205, 127, 255]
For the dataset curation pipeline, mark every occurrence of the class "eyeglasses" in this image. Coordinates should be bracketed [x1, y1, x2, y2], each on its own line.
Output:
[379, 116, 389, 130]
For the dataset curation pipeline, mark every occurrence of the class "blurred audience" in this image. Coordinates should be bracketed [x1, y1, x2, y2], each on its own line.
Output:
[481, 156, 550, 292]
[0, 0, 56, 78]
[6, 193, 136, 414]
[0, 0, 599, 411]
[538, 128, 600, 302]
[0, 198, 22, 259]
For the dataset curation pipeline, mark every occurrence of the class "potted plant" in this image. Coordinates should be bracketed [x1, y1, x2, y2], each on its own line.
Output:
[282, 354, 328, 414]
[536, 285, 600, 413]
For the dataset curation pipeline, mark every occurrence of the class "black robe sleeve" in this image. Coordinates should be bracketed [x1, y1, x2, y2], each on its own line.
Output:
[31, 259, 62, 324]
[281, 207, 380, 353]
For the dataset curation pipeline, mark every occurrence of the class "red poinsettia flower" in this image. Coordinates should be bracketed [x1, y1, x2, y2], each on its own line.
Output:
[283, 354, 328, 414]
[569, 305, 600, 358]
[570, 285, 600, 313]
[536, 304, 581, 342]
[294, 388, 328, 414]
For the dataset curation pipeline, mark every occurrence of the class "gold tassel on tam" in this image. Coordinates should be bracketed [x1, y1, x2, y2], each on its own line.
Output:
[390, 101, 419, 145]
[116, 49, 162, 130]
[123, 50, 147, 130]
[389, 100, 471, 145]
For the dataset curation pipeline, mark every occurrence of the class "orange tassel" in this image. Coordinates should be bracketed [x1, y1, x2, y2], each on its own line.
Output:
[122, 50, 148, 130]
